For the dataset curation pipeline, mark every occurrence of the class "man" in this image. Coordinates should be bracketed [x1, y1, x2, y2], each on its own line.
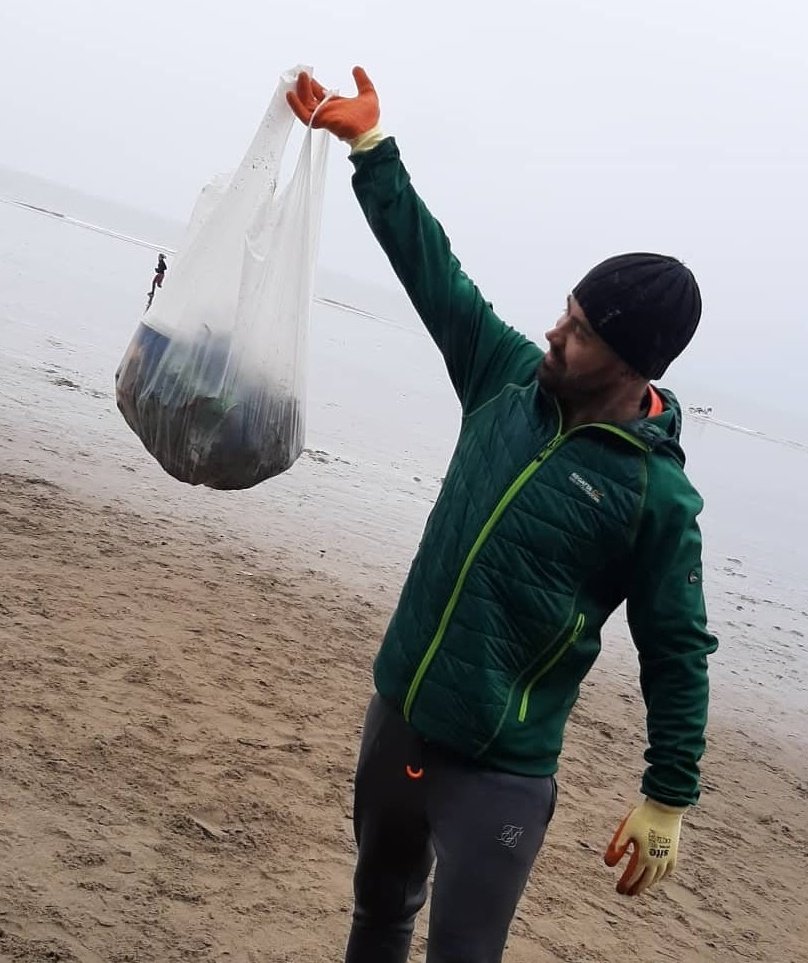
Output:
[146, 252, 168, 310]
[288, 68, 717, 963]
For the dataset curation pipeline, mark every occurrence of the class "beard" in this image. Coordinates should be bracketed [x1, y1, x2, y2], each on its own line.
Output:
[537, 353, 608, 402]
[537, 352, 571, 396]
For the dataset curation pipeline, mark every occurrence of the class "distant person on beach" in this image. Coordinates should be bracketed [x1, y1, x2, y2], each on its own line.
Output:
[146, 253, 167, 310]
[288, 68, 717, 963]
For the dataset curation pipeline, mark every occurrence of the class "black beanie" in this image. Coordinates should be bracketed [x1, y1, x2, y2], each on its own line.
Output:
[572, 253, 702, 380]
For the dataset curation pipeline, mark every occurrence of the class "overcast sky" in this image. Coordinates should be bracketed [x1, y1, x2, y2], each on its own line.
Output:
[1, 0, 806, 430]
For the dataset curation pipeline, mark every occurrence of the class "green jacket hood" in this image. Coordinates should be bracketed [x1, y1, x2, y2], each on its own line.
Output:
[635, 386, 686, 467]
[534, 374, 687, 466]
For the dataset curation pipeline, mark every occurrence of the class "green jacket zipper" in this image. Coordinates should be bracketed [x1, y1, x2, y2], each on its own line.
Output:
[401, 405, 649, 723]
[401, 428, 564, 719]
[517, 613, 586, 722]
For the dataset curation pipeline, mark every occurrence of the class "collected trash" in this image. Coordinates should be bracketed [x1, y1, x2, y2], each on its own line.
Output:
[115, 65, 329, 490]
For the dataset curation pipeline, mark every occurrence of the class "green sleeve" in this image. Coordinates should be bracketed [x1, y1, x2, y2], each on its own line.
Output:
[350, 138, 540, 413]
[626, 458, 718, 807]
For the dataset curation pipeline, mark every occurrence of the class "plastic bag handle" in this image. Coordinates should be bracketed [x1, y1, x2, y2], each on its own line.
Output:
[308, 90, 337, 129]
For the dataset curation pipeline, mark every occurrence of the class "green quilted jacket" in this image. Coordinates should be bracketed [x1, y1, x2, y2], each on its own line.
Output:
[351, 139, 718, 807]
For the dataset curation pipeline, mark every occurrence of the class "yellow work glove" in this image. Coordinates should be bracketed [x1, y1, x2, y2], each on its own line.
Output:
[604, 798, 686, 896]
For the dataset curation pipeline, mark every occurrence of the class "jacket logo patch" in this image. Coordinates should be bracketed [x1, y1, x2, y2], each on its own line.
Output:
[569, 472, 603, 504]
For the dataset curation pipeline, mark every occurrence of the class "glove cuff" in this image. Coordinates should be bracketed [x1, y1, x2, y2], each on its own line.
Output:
[349, 125, 387, 154]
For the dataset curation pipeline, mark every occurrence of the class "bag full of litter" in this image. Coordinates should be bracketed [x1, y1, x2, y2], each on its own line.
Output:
[115, 65, 329, 490]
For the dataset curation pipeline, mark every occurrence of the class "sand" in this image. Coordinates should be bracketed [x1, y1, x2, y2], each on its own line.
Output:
[1, 464, 806, 963]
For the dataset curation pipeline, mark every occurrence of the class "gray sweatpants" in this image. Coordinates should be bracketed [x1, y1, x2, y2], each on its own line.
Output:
[344, 695, 556, 963]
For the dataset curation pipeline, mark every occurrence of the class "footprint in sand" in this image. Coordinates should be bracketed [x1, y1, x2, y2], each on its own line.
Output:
[303, 448, 351, 466]
[47, 372, 109, 400]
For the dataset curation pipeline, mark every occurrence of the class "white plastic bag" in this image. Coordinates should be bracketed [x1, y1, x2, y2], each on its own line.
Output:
[115, 65, 329, 490]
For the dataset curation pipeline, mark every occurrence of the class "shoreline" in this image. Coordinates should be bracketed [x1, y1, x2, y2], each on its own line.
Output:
[2, 362, 805, 751]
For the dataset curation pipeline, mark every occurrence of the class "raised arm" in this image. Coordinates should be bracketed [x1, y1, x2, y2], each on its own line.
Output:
[288, 67, 538, 411]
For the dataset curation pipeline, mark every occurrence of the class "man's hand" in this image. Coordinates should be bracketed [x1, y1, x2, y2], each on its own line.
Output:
[287, 66, 380, 142]
[604, 798, 686, 896]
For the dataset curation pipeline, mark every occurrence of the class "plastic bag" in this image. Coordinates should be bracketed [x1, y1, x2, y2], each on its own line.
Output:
[115, 65, 329, 490]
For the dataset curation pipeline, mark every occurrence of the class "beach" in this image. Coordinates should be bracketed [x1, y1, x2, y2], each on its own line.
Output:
[1, 172, 807, 962]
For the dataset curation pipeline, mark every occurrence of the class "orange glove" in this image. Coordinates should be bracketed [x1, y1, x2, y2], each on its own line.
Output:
[604, 798, 686, 896]
[286, 66, 380, 143]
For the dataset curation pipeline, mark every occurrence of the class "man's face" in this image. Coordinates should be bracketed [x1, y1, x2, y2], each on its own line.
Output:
[538, 295, 635, 401]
